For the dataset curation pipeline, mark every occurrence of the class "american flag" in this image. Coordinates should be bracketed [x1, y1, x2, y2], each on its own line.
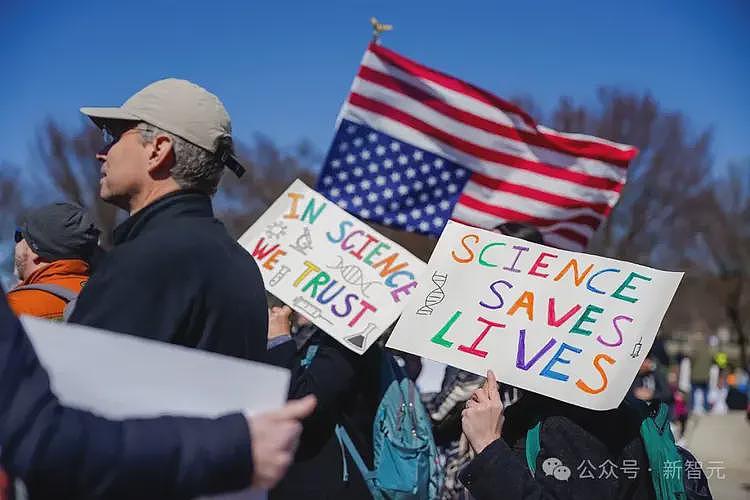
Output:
[317, 43, 638, 251]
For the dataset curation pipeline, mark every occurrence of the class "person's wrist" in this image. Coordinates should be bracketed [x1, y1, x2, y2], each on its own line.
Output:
[268, 329, 290, 340]
[473, 433, 500, 454]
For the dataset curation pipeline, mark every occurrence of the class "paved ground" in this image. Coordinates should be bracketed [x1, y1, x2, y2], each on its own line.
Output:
[682, 411, 750, 500]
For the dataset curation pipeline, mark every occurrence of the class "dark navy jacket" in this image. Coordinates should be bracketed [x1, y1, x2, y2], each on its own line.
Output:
[0, 290, 252, 499]
[459, 394, 655, 500]
[269, 330, 377, 500]
[69, 190, 268, 361]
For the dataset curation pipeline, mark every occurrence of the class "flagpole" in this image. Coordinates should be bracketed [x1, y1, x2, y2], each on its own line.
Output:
[334, 18, 392, 130]
[328, 17, 394, 174]
[370, 17, 393, 44]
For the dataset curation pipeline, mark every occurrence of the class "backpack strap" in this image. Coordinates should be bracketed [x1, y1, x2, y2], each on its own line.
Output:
[12, 284, 79, 321]
[335, 424, 350, 483]
[300, 344, 319, 368]
[62, 298, 77, 322]
[525, 421, 542, 476]
[335, 424, 376, 482]
[406, 377, 419, 431]
[12, 283, 78, 302]
[300, 343, 353, 483]
[639, 402, 687, 500]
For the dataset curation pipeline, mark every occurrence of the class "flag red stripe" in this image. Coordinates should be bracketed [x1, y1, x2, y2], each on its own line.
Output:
[357, 65, 630, 170]
[467, 172, 612, 216]
[457, 193, 602, 233]
[551, 227, 592, 248]
[368, 43, 638, 164]
[348, 92, 623, 192]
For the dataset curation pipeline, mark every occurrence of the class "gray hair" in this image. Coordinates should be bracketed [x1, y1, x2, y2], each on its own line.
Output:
[139, 125, 226, 195]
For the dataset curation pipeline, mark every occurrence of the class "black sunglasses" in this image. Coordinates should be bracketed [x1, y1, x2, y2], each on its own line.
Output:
[102, 122, 148, 147]
[14, 228, 24, 243]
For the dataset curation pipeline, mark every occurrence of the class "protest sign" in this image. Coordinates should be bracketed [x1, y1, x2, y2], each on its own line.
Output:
[238, 179, 426, 353]
[23, 317, 291, 500]
[24, 316, 290, 419]
[386, 221, 683, 410]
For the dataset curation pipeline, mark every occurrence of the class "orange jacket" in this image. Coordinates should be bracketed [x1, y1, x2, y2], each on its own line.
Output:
[7, 259, 90, 320]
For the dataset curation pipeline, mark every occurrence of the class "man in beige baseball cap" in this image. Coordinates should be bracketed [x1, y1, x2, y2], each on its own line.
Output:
[81, 78, 244, 212]
[69, 79, 270, 373]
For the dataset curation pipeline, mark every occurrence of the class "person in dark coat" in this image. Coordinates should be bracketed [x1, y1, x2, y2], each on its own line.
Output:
[266, 306, 379, 499]
[0, 289, 315, 499]
[459, 371, 657, 500]
[68, 79, 268, 361]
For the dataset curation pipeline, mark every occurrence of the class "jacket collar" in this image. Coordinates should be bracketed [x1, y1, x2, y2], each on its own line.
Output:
[113, 190, 214, 245]
[21, 259, 90, 286]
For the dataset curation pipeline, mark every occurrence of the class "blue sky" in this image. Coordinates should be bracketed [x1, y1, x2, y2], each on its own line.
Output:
[1, 0, 748, 173]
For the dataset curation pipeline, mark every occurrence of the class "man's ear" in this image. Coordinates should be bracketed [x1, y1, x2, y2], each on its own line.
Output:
[146, 134, 175, 175]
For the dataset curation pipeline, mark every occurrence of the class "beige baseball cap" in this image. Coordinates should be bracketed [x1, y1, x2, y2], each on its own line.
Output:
[80, 78, 245, 177]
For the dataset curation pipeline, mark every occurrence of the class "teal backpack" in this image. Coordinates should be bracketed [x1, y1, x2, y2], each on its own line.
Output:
[524, 400, 694, 500]
[301, 344, 443, 499]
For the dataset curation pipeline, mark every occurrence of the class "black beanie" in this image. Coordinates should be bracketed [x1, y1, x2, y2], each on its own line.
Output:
[19, 202, 100, 262]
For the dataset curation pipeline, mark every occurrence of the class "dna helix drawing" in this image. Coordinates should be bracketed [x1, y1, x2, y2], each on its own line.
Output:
[327, 256, 381, 298]
[416, 271, 448, 316]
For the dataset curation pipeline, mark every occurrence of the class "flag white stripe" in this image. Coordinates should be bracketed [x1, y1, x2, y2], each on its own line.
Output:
[537, 125, 635, 151]
[461, 181, 606, 225]
[367, 47, 634, 154]
[538, 231, 585, 252]
[449, 202, 508, 228]
[362, 51, 537, 134]
[341, 106, 621, 207]
[352, 77, 627, 184]
[363, 51, 631, 171]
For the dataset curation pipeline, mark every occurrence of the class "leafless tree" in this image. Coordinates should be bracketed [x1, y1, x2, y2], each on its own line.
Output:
[215, 134, 319, 238]
[0, 164, 26, 287]
[34, 120, 120, 248]
[688, 161, 750, 368]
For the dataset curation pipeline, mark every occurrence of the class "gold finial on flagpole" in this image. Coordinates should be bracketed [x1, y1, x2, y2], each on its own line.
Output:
[370, 17, 393, 43]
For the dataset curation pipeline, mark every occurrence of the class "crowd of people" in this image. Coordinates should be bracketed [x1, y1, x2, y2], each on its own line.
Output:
[0, 78, 729, 499]
[626, 332, 750, 447]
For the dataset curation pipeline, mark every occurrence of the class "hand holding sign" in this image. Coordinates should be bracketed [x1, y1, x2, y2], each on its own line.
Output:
[268, 306, 293, 340]
[462, 370, 504, 454]
[387, 221, 683, 410]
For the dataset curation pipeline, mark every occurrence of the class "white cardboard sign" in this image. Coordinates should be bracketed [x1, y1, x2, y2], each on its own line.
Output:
[238, 179, 425, 353]
[22, 317, 291, 500]
[386, 221, 683, 410]
[23, 316, 290, 419]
